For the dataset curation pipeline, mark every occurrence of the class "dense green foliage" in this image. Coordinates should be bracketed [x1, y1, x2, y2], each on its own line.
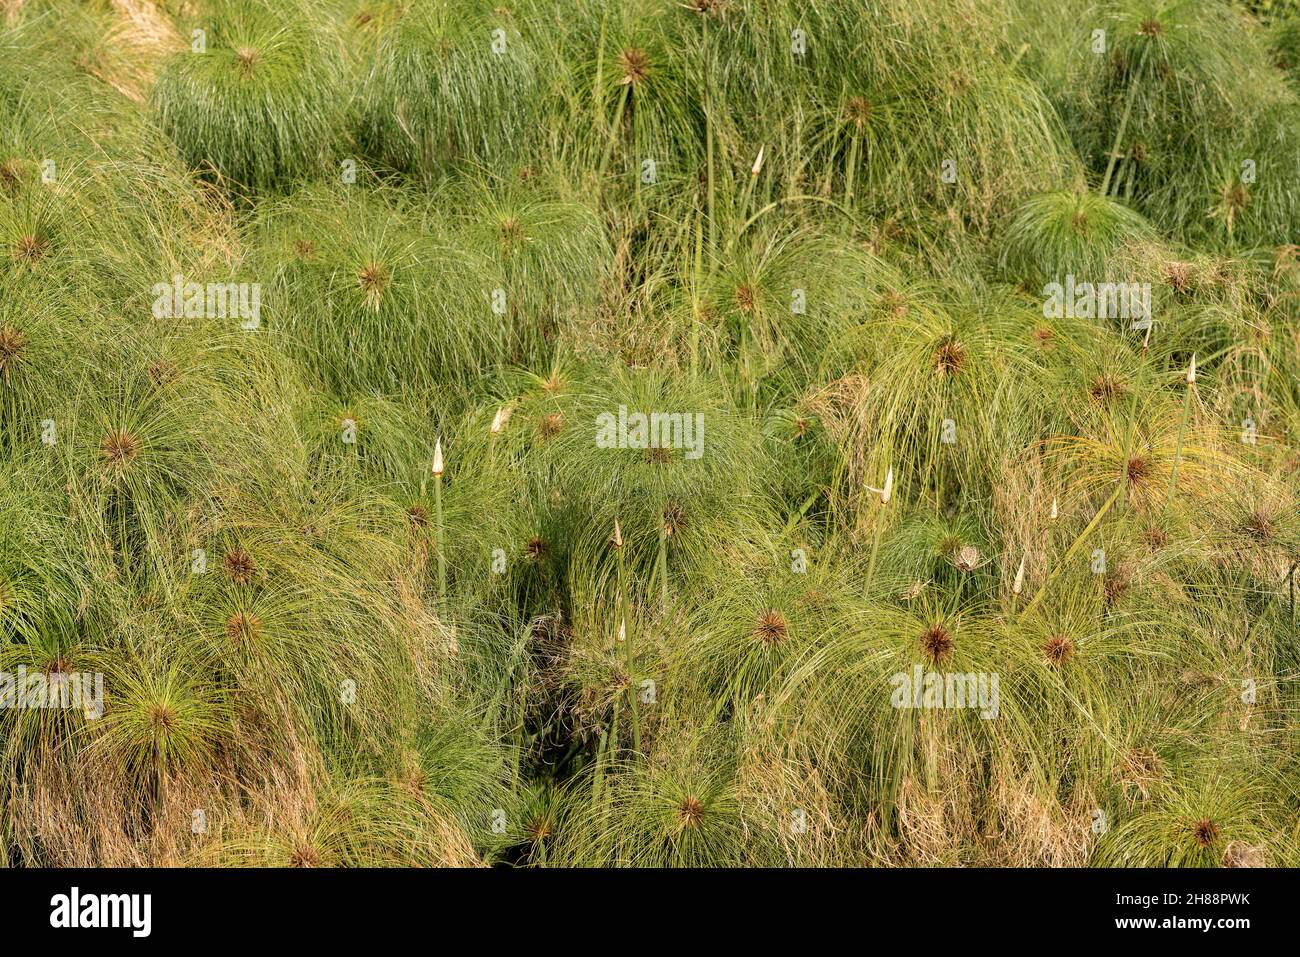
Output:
[0, 0, 1297, 867]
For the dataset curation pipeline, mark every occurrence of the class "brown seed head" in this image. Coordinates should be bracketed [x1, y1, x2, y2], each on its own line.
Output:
[1126, 455, 1151, 487]
[12, 232, 49, 264]
[1103, 562, 1133, 606]
[1192, 818, 1219, 849]
[1223, 181, 1249, 212]
[224, 548, 255, 585]
[1240, 512, 1275, 543]
[880, 289, 908, 318]
[1089, 374, 1125, 404]
[358, 261, 390, 309]
[933, 336, 967, 377]
[0, 325, 27, 383]
[227, 611, 262, 644]
[1117, 747, 1163, 800]
[919, 623, 954, 664]
[1142, 525, 1169, 550]
[498, 216, 524, 256]
[1042, 634, 1074, 666]
[618, 47, 651, 86]
[752, 608, 788, 645]
[735, 283, 759, 314]
[0, 158, 24, 192]
[845, 96, 872, 129]
[150, 704, 175, 733]
[538, 411, 565, 438]
[526, 816, 552, 843]
[1166, 261, 1192, 293]
[100, 429, 141, 471]
[678, 796, 705, 828]
[662, 502, 685, 536]
[289, 845, 321, 868]
[147, 357, 176, 386]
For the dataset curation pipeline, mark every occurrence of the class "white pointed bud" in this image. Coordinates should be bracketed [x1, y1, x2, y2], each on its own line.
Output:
[880, 468, 893, 505]
[1012, 553, 1026, 595]
[432, 439, 444, 476]
[1186, 354, 1196, 385]
[617, 617, 626, 643]
[751, 145, 765, 177]
[1050, 496, 1058, 520]
[613, 518, 623, 548]
[490, 407, 505, 434]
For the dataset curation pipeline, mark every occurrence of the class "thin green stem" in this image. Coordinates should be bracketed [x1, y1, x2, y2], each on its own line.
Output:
[844, 127, 862, 204]
[657, 523, 669, 610]
[1020, 481, 1125, 617]
[1165, 380, 1194, 515]
[617, 542, 641, 756]
[731, 149, 762, 255]
[608, 694, 621, 767]
[597, 84, 631, 185]
[592, 728, 607, 807]
[513, 671, 527, 787]
[433, 472, 446, 611]
[691, 207, 703, 376]
[593, 8, 608, 135]
[1101, 76, 1138, 196]
[866, 506, 885, 588]
[704, 17, 714, 251]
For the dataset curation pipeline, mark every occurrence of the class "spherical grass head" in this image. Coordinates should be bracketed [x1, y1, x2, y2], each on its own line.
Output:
[95, 655, 233, 788]
[685, 550, 869, 709]
[257, 185, 510, 398]
[557, 728, 782, 867]
[1272, 14, 1300, 90]
[357, 2, 538, 175]
[1001, 190, 1158, 288]
[1095, 753, 1284, 866]
[919, 621, 955, 664]
[1041, 634, 1075, 666]
[194, 780, 480, 867]
[152, 0, 346, 190]
[752, 608, 789, 645]
[543, 362, 768, 543]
